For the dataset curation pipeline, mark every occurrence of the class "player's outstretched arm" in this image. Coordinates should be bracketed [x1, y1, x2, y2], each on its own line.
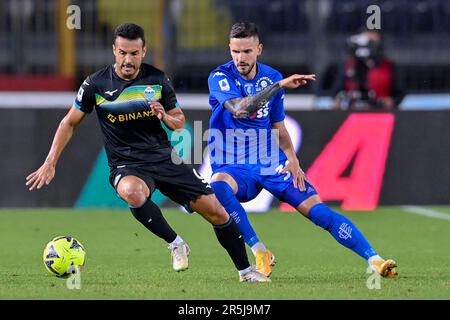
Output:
[272, 121, 309, 191]
[26, 106, 86, 191]
[224, 74, 315, 118]
[279, 74, 315, 89]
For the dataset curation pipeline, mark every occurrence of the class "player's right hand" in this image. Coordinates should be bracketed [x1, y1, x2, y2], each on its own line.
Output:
[26, 162, 56, 191]
[280, 74, 316, 89]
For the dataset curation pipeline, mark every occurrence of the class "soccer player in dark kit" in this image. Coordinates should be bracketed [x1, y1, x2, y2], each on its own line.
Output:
[26, 23, 269, 282]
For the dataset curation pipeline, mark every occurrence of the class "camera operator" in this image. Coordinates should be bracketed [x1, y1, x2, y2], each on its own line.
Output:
[333, 30, 403, 111]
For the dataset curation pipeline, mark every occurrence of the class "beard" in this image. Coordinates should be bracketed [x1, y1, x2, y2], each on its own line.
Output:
[237, 62, 255, 76]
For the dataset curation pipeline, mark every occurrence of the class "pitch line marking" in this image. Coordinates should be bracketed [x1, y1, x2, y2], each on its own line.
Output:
[401, 205, 450, 221]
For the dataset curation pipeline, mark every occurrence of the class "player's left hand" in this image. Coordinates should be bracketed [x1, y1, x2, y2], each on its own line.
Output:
[281, 159, 308, 191]
[280, 74, 316, 89]
[149, 101, 166, 120]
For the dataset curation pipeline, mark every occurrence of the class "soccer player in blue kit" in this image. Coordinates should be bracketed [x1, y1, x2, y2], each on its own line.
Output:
[208, 22, 398, 279]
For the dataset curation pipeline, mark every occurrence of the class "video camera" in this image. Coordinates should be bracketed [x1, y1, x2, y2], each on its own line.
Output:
[347, 32, 382, 62]
[336, 32, 384, 110]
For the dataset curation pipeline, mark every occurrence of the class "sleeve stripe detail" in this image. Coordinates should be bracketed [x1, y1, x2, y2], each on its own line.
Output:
[74, 100, 82, 110]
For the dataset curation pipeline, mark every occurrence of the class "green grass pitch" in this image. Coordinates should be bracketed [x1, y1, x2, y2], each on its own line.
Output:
[0, 207, 449, 299]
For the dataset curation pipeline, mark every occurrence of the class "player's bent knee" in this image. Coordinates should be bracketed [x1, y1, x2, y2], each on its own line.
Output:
[120, 188, 147, 208]
[117, 178, 150, 208]
[210, 173, 238, 193]
[297, 195, 322, 217]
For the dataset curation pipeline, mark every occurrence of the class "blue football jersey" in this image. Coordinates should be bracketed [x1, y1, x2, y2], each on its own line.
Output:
[208, 60, 287, 171]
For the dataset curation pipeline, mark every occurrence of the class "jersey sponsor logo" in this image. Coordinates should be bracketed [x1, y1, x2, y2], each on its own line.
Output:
[255, 76, 274, 92]
[248, 102, 269, 120]
[218, 78, 230, 92]
[107, 114, 117, 123]
[106, 110, 154, 123]
[105, 89, 118, 96]
[256, 104, 269, 118]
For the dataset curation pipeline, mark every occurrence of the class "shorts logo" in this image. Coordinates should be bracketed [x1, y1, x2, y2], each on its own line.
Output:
[192, 168, 210, 187]
[307, 186, 315, 193]
[114, 174, 122, 187]
[218, 78, 230, 92]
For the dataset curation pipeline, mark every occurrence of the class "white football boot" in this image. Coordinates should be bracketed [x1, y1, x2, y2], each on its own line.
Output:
[168, 242, 190, 272]
[239, 266, 271, 282]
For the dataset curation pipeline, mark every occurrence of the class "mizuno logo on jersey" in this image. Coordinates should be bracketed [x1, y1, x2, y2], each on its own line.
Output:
[105, 89, 118, 96]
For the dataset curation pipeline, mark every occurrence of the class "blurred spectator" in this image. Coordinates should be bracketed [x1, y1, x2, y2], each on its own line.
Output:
[333, 30, 403, 111]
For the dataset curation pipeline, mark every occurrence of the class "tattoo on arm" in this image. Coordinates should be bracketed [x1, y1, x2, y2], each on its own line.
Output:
[224, 82, 282, 118]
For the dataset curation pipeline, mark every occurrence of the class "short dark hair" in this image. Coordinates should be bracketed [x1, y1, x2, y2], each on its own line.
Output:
[229, 22, 259, 40]
[114, 23, 146, 46]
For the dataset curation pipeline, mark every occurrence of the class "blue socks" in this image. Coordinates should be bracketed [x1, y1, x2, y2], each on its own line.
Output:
[211, 181, 259, 247]
[308, 203, 377, 260]
[212, 180, 377, 261]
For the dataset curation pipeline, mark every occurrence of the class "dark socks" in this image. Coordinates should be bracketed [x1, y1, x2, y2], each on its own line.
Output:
[130, 198, 177, 243]
[213, 217, 250, 271]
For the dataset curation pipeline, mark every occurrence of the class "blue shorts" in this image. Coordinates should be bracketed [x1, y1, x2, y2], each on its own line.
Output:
[213, 163, 318, 208]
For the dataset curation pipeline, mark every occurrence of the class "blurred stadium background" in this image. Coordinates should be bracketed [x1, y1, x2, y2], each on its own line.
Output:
[1, 0, 449, 209]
